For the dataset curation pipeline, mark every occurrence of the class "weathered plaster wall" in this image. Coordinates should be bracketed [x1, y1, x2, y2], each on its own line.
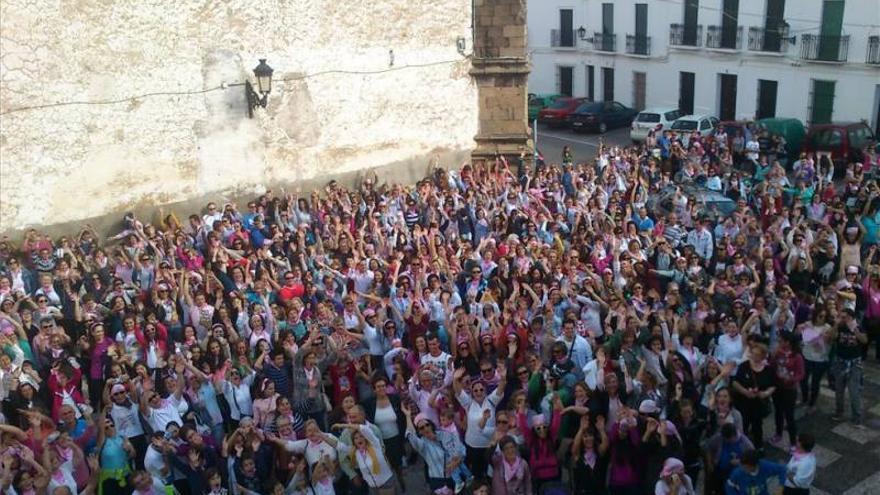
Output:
[0, 0, 478, 231]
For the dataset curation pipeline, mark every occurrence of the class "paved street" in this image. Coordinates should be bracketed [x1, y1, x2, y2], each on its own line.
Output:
[761, 358, 880, 495]
[400, 358, 880, 494]
[533, 122, 632, 165]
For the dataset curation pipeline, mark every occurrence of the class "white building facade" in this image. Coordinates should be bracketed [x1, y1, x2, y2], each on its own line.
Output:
[527, 0, 880, 133]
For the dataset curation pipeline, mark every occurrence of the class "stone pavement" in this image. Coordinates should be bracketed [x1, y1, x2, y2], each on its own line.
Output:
[762, 358, 880, 495]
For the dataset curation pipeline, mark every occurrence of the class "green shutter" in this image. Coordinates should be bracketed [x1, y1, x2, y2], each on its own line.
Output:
[811, 80, 835, 124]
[818, 0, 844, 61]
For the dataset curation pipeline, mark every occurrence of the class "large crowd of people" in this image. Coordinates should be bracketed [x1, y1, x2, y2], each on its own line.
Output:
[0, 125, 878, 495]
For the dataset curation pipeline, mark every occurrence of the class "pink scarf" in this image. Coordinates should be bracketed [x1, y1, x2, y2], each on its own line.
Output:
[503, 456, 525, 482]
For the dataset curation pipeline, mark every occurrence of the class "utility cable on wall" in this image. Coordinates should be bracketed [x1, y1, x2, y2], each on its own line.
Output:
[0, 58, 466, 116]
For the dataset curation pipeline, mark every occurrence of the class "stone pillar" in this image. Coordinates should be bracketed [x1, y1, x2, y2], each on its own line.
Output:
[471, 0, 532, 168]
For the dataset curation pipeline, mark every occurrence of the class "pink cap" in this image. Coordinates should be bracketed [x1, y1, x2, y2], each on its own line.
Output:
[414, 413, 430, 428]
[111, 384, 127, 395]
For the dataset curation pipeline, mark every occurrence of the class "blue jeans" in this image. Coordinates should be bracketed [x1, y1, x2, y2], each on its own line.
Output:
[833, 358, 863, 423]
[451, 463, 472, 485]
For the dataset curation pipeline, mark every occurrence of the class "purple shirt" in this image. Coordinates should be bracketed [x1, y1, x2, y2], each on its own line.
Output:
[90, 337, 114, 379]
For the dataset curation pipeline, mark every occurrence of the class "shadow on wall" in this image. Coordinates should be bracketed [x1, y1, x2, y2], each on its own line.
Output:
[0, 148, 471, 239]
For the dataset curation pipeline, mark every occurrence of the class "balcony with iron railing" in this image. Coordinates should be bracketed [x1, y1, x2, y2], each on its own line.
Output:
[800, 34, 849, 62]
[625, 35, 651, 56]
[550, 29, 576, 48]
[747, 26, 790, 54]
[592, 32, 617, 52]
[868, 36, 880, 64]
[669, 24, 703, 48]
[706, 25, 743, 50]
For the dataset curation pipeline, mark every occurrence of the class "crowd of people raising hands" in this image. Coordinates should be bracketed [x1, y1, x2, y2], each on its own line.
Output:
[0, 127, 878, 495]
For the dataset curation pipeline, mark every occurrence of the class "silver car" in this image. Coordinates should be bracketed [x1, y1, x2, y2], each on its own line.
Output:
[630, 108, 683, 143]
[646, 184, 737, 221]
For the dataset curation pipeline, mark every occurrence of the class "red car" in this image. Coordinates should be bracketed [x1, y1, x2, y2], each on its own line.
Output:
[537, 97, 588, 127]
[803, 122, 876, 174]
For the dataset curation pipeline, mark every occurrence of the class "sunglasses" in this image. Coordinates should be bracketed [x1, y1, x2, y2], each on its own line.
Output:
[481, 368, 493, 373]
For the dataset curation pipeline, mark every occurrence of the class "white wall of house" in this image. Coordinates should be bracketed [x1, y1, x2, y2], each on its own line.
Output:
[528, 0, 880, 129]
[0, 0, 478, 231]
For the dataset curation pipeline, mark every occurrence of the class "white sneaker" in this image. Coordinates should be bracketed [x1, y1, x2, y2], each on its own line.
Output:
[455, 480, 465, 493]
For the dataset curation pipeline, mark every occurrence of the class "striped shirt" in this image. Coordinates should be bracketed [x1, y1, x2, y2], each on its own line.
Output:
[663, 224, 685, 247]
[262, 361, 292, 398]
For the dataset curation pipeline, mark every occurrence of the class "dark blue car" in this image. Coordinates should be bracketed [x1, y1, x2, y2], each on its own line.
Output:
[568, 101, 639, 134]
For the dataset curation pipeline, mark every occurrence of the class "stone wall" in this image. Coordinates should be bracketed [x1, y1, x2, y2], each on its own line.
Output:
[470, 0, 531, 167]
[0, 0, 479, 233]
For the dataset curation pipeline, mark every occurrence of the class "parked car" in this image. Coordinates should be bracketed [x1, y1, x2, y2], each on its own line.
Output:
[755, 117, 806, 162]
[528, 93, 562, 121]
[568, 101, 638, 133]
[671, 114, 719, 146]
[537, 97, 588, 126]
[646, 183, 736, 221]
[630, 107, 683, 142]
[803, 121, 875, 174]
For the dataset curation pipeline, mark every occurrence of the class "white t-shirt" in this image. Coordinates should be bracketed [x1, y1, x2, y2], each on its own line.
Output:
[421, 351, 451, 370]
[373, 403, 399, 439]
[223, 378, 255, 420]
[715, 333, 745, 367]
[111, 402, 145, 438]
[458, 387, 502, 448]
[144, 444, 168, 484]
[147, 399, 183, 432]
[283, 439, 338, 467]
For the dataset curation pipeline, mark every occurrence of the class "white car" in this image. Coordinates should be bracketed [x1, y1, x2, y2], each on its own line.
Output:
[670, 114, 719, 147]
[630, 108, 683, 142]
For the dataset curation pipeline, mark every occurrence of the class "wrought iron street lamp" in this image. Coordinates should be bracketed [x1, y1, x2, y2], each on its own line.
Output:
[246, 59, 274, 118]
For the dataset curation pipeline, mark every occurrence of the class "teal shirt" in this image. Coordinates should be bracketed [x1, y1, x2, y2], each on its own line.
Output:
[100, 435, 129, 471]
[863, 214, 879, 245]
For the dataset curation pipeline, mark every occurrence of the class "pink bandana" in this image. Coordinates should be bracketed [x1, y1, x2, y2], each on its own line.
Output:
[503, 456, 524, 482]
